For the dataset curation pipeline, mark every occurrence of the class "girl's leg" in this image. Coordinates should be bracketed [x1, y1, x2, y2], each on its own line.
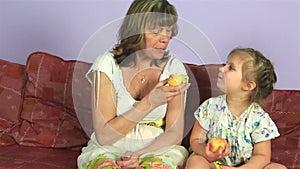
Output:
[185, 154, 214, 169]
[263, 162, 287, 169]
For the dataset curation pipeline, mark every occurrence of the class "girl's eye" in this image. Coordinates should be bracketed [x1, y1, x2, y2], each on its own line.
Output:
[228, 65, 234, 70]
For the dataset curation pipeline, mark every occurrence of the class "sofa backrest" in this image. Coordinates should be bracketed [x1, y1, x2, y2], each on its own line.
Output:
[0, 59, 26, 146]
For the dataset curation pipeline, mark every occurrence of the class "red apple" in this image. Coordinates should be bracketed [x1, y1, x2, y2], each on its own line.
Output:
[167, 74, 187, 86]
[208, 137, 227, 153]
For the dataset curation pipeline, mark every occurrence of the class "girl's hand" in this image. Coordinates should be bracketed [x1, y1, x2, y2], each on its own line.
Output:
[148, 79, 190, 107]
[117, 151, 140, 169]
[205, 142, 230, 162]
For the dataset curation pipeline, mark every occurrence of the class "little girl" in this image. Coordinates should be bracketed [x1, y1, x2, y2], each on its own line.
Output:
[185, 48, 287, 169]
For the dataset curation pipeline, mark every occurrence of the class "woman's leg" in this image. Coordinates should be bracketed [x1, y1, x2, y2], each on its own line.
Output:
[86, 154, 119, 169]
[139, 155, 176, 169]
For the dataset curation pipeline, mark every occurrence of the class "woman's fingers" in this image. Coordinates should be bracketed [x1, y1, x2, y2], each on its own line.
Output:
[117, 151, 140, 168]
[148, 82, 190, 107]
[163, 83, 190, 99]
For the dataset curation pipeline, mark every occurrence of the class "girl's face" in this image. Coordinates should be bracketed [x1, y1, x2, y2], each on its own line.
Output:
[140, 25, 173, 59]
[217, 53, 246, 94]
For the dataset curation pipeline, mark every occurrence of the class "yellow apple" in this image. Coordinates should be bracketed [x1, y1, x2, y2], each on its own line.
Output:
[208, 137, 227, 153]
[167, 74, 187, 86]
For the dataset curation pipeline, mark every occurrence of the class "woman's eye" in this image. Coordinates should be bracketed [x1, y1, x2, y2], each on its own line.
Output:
[228, 65, 234, 70]
[152, 30, 159, 34]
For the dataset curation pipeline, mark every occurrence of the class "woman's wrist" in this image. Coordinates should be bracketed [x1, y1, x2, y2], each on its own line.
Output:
[137, 96, 154, 112]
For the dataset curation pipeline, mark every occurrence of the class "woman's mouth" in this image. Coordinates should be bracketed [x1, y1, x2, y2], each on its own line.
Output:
[154, 48, 165, 53]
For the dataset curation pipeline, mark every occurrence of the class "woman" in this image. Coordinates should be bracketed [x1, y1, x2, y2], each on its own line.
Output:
[77, 0, 190, 168]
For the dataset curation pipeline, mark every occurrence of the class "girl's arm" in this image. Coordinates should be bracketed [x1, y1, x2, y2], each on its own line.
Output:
[190, 121, 230, 163]
[190, 121, 208, 156]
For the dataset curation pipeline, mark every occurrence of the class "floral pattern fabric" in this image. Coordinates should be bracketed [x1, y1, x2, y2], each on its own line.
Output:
[82, 153, 177, 169]
[194, 95, 280, 166]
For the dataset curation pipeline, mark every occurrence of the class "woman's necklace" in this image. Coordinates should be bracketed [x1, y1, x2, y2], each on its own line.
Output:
[141, 75, 145, 84]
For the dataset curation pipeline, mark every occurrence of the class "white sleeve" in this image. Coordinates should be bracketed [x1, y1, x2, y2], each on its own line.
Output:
[164, 56, 189, 82]
[85, 52, 118, 84]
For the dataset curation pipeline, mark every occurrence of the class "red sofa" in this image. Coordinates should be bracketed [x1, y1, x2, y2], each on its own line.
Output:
[0, 52, 299, 169]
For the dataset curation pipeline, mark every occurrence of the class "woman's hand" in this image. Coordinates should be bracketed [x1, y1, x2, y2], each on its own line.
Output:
[148, 79, 190, 107]
[117, 151, 140, 169]
[205, 142, 230, 163]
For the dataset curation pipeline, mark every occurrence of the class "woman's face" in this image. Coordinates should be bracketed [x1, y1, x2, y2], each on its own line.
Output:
[140, 25, 173, 59]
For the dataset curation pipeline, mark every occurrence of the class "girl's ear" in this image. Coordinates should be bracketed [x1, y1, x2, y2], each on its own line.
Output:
[242, 81, 256, 91]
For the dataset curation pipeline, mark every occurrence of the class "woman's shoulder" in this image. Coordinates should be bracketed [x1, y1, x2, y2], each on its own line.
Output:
[93, 52, 115, 64]
[86, 52, 118, 82]
[167, 54, 184, 66]
[164, 54, 186, 74]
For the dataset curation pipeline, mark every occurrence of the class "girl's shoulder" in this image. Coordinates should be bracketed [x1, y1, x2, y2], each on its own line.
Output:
[197, 95, 226, 113]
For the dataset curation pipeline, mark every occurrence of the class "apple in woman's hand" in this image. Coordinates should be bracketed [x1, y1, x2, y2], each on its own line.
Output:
[167, 74, 187, 86]
[208, 138, 227, 152]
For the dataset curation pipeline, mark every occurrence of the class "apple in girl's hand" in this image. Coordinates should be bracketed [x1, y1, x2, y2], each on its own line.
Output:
[208, 137, 227, 153]
[168, 74, 187, 86]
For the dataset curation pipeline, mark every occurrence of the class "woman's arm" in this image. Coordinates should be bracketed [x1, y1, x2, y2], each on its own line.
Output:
[92, 71, 154, 145]
[133, 89, 187, 156]
[92, 71, 188, 145]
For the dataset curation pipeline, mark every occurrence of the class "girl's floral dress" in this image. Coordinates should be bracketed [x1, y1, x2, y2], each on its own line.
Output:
[194, 95, 279, 166]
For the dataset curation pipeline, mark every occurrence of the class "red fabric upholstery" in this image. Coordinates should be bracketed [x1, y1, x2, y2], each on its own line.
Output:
[0, 59, 26, 146]
[0, 145, 80, 168]
[264, 90, 300, 169]
[12, 52, 89, 148]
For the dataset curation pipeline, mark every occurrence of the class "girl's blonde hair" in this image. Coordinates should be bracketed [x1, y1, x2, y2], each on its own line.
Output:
[112, 0, 178, 65]
[229, 48, 277, 104]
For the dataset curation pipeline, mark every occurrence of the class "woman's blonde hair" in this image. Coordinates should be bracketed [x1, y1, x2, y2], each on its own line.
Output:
[229, 48, 277, 104]
[112, 0, 178, 66]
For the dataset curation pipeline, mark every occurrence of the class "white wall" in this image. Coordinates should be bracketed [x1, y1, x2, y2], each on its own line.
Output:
[0, 0, 299, 90]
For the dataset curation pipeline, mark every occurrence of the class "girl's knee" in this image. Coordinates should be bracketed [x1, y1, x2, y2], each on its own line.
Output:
[185, 155, 210, 169]
[264, 162, 287, 169]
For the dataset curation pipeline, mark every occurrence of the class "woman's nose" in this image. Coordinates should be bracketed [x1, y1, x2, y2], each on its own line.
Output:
[159, 34, 170, 43]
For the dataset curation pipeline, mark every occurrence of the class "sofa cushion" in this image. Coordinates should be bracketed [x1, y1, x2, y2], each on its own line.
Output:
[12, 52, 89, 148]
[0, 145, 80, 169]
[264, 90, 300, 169]
[0, 59, 26, 146]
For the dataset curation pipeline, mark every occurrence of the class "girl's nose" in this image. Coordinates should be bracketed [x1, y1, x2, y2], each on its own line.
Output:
[219, 66, 225, 73]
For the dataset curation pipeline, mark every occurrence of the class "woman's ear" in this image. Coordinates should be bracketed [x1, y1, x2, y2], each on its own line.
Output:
[242, 81, 256, 91]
